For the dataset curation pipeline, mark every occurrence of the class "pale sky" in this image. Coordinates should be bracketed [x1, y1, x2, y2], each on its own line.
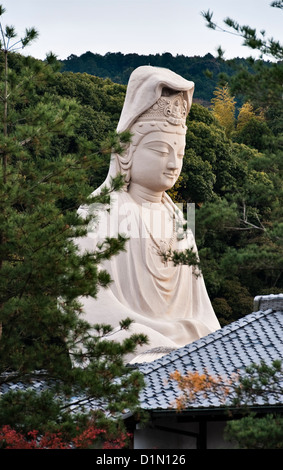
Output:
[2, 0, 282, 61]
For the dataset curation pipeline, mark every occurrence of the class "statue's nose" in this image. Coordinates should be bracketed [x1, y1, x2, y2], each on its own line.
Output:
[167, 152, 179, 169]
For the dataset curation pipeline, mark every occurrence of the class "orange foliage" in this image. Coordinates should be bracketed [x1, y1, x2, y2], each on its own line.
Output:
[170, 369, 233, 411]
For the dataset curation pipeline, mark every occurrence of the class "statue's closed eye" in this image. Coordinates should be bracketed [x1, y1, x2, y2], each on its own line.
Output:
[151, 149, 170, 156]
[147, 142, 170, 155]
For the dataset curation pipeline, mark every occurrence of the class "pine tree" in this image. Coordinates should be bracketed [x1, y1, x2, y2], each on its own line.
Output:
[0, 5, 147, 438]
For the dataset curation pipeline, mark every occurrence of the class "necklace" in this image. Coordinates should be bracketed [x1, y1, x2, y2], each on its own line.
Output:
[139, 198, 177, 265]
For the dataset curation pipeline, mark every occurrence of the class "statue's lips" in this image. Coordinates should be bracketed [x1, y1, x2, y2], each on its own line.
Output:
[163, 172, 177, 178]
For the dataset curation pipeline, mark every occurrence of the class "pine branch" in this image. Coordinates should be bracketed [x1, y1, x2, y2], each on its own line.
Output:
[0, 20, 6, 49]
[270, 0, 283, 9]
[201, 8, 283, 59]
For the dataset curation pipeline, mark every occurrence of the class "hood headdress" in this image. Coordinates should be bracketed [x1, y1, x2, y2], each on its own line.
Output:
[117, 66, 194, 133]
[82, 66, 194, 205]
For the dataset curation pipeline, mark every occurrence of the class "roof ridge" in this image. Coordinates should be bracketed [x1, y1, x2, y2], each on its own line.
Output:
[254, 293, 283, 312]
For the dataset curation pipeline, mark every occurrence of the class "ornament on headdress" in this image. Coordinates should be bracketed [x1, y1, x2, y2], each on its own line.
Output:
[136, 91, 187, 127]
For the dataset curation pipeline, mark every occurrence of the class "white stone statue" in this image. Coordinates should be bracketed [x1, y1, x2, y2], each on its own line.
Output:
[77, 66, 220, 363]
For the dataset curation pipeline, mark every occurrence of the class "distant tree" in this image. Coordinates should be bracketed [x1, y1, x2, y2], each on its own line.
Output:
[235, 117, 275, 151]
[211, 84, 236, 137]
[236, 101, 263, 133]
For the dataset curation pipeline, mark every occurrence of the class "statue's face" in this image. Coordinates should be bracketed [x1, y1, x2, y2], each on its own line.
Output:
[130, 130, 186, 193]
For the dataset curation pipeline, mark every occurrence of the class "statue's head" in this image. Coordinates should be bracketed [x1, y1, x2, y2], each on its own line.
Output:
[121, 89, 189, 192]
[106, 66, 194, 193]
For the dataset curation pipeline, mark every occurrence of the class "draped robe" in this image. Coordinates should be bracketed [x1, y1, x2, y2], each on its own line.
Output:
[76, 190, 220, 363]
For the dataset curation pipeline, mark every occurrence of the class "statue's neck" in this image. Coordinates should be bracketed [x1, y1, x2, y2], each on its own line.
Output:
[128, 183, 163, 205]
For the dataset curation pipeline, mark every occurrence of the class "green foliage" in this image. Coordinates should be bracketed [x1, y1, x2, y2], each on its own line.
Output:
[234, 117, 274, 151]
[225, 360, 283, 449]
[0, 390, 64, 433]
[230, 60, 283, 136]
[233, 360, 283, 406]
[225, 413, 283, 449]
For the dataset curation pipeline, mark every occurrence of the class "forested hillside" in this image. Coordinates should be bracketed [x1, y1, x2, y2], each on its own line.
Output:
[61, 51, 257, 105]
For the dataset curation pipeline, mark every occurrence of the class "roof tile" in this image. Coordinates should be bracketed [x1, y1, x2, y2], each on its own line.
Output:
[136, 302, 283, 411]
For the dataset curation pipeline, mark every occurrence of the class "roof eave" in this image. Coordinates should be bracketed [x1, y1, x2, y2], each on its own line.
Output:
[138, 404, 283, 422]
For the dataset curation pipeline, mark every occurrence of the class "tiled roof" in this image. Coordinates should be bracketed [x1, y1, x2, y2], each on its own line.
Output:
[1, 295, 283, 416]
[135, 296, 283, 411]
